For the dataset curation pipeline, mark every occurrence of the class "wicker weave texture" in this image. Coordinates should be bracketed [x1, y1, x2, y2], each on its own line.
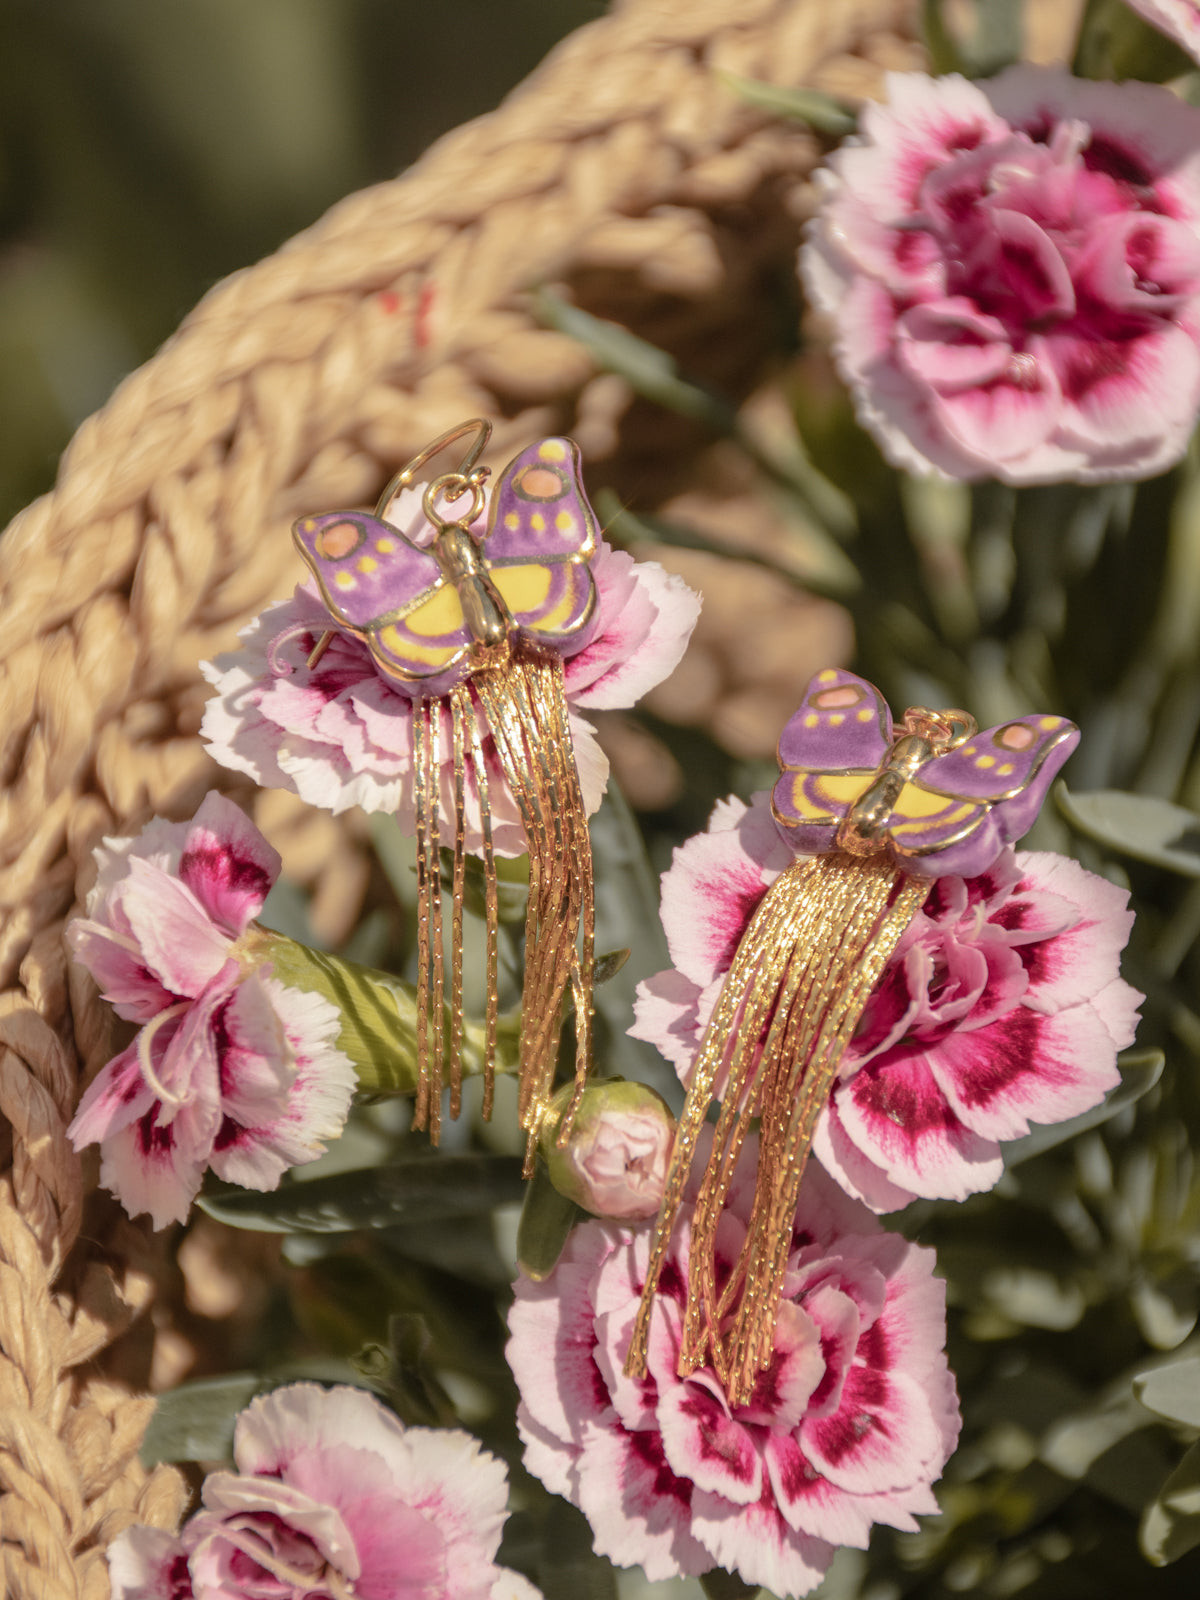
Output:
[0, 1, 919, 1594]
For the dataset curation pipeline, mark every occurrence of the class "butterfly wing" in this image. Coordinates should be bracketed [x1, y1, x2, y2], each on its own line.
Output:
[772, 670, 894, 856]
[482, 438, 599, 656]
[885, 713, 1079, 877]
[293, 511, 471, 689]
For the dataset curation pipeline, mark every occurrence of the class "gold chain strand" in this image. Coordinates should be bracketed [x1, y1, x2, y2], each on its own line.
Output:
[508, 660, 573, 1087]
[512, 658, 584, 1164]
[623, 867, 808, 1379]
[474, 665, 555, 1160]
[545, 658, 595, 1143]
[525, 654, 595, 1145]
[426, 700, 445, 1144]
[449, 687, 469, 1120]
[719, 857, 929, 1404]
[412, 699, 433, 1134]
[728, 861, 913, 1390]
[474, 654, 596, 1172]
[682, 870, 833, 1374]
[464, 687, 499, 1119]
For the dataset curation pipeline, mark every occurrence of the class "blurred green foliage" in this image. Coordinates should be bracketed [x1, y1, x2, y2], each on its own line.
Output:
[0, 0, 599, 526]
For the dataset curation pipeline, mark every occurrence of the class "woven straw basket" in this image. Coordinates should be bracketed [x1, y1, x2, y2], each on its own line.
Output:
[0, 0, 924, 1592]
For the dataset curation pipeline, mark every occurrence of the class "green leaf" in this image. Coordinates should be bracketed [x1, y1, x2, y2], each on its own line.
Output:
[1142, 1440, 1200, 1565]
[140, 1374, 265, 1464]
[1002, 1049, 1164, 1167]
[1057, 783, 1200, 877]
[588, 784, 679, 1102]
[537, 1500, 620, 1600]
[197, 1153, 526, 1234]
[517, 1158, 581, 1280]
[535, 290, 855, 544]
[351, 1312, 457, 1428]
[533, 289, 736, 433]
[253, 926, 521, 1095]
[700, 1569, 763, 1599]
[439, 846, 530, 925]
[1136, 1356, 1200, 1428]
[593, 947, 630, 985]
[715, 70, 856, 135]
[1042, 1393, 1156, 1482]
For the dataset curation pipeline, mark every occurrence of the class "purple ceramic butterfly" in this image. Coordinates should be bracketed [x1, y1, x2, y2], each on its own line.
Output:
[772, 668, 1079, 879]
[292, 438, 601, 697]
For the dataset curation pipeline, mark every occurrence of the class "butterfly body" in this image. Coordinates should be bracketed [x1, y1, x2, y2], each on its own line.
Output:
[773, 668, 1079, 879]
[292, 437, 601, 699]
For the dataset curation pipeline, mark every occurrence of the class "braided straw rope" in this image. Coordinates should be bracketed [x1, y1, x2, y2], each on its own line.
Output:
[0, 0, 919, 1592]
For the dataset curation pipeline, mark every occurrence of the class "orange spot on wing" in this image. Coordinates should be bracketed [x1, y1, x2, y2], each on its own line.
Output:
[316, 521, 361, 560]
[814, 685, 861, 710]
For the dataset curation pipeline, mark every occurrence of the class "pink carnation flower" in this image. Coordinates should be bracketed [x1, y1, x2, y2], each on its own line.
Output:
[803, 67, 1200, 483]
[108, 1383, 542, 1600]
[200, 484, 700, 847]
[508, 1132, 960, 1595]
[1126, 0, 1200, 62]
[631, 793, 1142, 1212]
[67, 792, 356, 1229]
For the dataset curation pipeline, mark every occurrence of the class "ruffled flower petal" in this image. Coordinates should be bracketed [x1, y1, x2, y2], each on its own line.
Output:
[804, 65, 1200, 482]
[637, 791, 1141, 1212]
[67, 796, 354, 1226]
[114, 1385, 539, 1600]
[508, 1129, 958, 1595]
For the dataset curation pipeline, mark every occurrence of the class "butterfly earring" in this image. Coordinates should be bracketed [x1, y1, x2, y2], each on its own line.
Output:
[293, 419, 601, 1168]
[625, 667, 1078, 1403]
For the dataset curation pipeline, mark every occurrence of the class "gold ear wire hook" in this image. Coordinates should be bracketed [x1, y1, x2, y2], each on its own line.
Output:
[374, 417, 493, 520]
[422, 470, 488, 531]
[306, 418, 495, 671]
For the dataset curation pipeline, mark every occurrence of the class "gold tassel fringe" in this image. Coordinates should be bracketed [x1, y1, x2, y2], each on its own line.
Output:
[410, 654, 594, 1173]
[624, 851, 929, 1406]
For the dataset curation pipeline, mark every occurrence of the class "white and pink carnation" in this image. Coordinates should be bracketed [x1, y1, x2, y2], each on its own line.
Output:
[109, 1383, 542, 1600]
[67, 792, 355, 1229]
[1125, 0, 1200, 62]
[200, 484, 700, 846]
[631, 793, 1142, 1212]
[803, 66, 1200, 483]
[508, 1130, 960, 1596]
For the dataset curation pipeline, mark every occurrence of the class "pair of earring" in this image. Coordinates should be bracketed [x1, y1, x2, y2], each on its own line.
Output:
[296, 420, 1077, 1402]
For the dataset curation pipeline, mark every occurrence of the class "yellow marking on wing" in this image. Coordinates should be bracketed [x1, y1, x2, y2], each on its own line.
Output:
[357, 556, 378, 575]
[786, 771, 873, 822]
[891, 782, 961, 820]
[334, 572, 355, 590]
[531, 512, 546, 532]
[406, 584, 465, 637]
[804, 713, 819, 728]
[975, 755, 995, 769]
[998, 763, 1014, 776]
[889, 783, 979, 836]
[830, 713, 844, 727]
[375, 537, 395, 553]
[1039, 716, 1060, 730]
[505, 513, 520, 531]
[555, 511, 574, 532]
[490, 563, 552, 616]
[817, 668, 838, 683]
[377, 623, 459, 668]
[539, 440, 567, 461]
[857, 708, 873, 722]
